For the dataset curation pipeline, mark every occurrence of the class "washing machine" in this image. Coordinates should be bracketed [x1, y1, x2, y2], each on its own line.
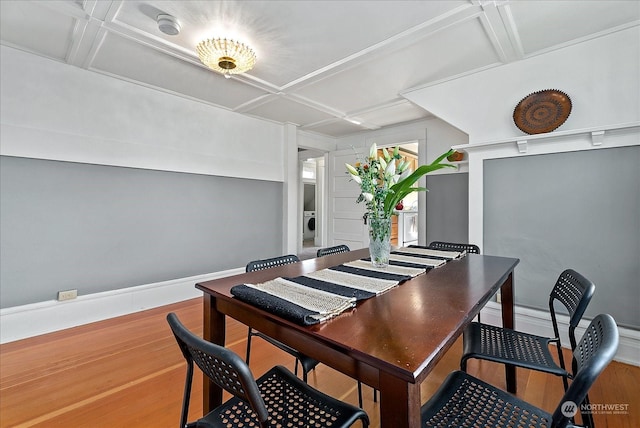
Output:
[303, 211, 316, 240]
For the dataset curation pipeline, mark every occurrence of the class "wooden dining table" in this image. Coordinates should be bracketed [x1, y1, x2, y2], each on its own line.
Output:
[196, 248, 520, 428]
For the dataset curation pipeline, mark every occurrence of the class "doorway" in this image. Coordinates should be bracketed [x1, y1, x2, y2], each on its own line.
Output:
[303, 182, 316, 246]
[299, 155, 324, 257]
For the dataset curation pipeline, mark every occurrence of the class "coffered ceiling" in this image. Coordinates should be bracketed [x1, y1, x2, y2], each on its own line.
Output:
[1, 0, 638, 138]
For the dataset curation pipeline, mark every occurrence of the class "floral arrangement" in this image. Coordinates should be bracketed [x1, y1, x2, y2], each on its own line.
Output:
[345, 143, 455, 221]
[345, 143, 455, 267]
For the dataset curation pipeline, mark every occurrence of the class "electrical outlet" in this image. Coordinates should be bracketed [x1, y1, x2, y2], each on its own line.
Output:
[496, 291, 502, 304]
[57, 289, 77, 301]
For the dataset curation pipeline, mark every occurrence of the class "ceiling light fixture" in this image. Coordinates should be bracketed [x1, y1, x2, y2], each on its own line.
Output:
[196, 38, 256, 79]
[157, 14, 181, 36]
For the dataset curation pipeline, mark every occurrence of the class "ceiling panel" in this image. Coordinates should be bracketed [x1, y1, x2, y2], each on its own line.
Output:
[293, 16, 500, 113]
[356, 102, 431, 128]
[90, 31, 269, 109]
[301, 119, 368, 137]
[242, 96, 337, 126]
[509, 1, 640, 54]
[111, 0, 469, 87]
[0, 0, 78, 61]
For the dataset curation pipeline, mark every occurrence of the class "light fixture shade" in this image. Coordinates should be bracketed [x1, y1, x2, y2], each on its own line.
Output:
[196, 38, 256, 77]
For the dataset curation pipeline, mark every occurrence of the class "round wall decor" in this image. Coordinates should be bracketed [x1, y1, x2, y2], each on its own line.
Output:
[513, 89, 572, 134]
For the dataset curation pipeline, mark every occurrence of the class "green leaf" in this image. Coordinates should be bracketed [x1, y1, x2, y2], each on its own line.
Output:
[383, 150, 456, 215]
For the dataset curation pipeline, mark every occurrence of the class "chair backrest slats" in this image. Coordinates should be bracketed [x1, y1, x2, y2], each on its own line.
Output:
[317, 245, 350, 257]
[550, 269, 596, 329]
[548, 269, 596, 350]
[428, 241, 480, 254]
[246, 254, 300, 272]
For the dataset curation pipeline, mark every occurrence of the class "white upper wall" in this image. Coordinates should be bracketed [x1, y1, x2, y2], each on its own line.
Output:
[298, 130, 336, 152]
[0, 46, 285, 182]
[403, 26, 640, 143]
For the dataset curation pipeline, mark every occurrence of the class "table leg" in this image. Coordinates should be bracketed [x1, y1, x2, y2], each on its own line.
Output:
[501, 271, 517, 393]
[379, 372, 422, 428]
[203, 293, 225, 413]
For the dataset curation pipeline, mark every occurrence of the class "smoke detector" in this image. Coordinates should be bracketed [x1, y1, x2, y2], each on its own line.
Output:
[157, 14, 181, 36]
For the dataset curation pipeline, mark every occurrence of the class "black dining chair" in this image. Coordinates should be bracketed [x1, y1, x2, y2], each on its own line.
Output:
[316, 244, 377, 406]
[167, 313, 369, 428]
[461, 269, 596, 426]
[422, 313, 618, 428]
[428, 240, 480, 254]
[244, 255, 321, 386]
[428, 241, 481, 320]
[317, 244, 350, 257]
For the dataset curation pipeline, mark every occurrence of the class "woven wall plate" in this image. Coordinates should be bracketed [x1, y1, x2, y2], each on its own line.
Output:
[513, 89, 572, 134]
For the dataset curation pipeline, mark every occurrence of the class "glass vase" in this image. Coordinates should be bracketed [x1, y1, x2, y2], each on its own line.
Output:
[368, 215, 392, 268]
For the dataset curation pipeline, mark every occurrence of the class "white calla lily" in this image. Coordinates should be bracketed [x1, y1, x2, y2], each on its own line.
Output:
[399, 167, 413, 181]
[369, 143, 377, 159]
[363, 192, 374, 202]
[385, 159, 396, 176]
[379, 157, 387, 170]
[352, 175, 362, 184]
[345, 163, 359, 176]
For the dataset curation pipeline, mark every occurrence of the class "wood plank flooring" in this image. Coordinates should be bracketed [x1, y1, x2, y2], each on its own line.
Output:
[1, 298, 638, 427]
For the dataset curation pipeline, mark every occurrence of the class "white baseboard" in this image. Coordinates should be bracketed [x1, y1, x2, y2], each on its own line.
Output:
[2, 279, 639, 367]
[0, 268, 244, 344]
[480, 302, 640, 366]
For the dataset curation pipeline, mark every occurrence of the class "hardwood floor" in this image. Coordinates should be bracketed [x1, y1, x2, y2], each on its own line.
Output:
[1, 297, 638, 427]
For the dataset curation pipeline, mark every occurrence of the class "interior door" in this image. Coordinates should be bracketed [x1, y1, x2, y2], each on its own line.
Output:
[326, 147, 368, 250]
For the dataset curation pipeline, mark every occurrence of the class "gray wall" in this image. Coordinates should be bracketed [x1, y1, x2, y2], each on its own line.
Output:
[0, 156, 284, 308]
[425, 173, 470, 245]
[484, 146, 640, 329]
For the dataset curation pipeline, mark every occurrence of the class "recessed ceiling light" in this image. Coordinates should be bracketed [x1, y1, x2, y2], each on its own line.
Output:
[157, 14, 181, 36]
